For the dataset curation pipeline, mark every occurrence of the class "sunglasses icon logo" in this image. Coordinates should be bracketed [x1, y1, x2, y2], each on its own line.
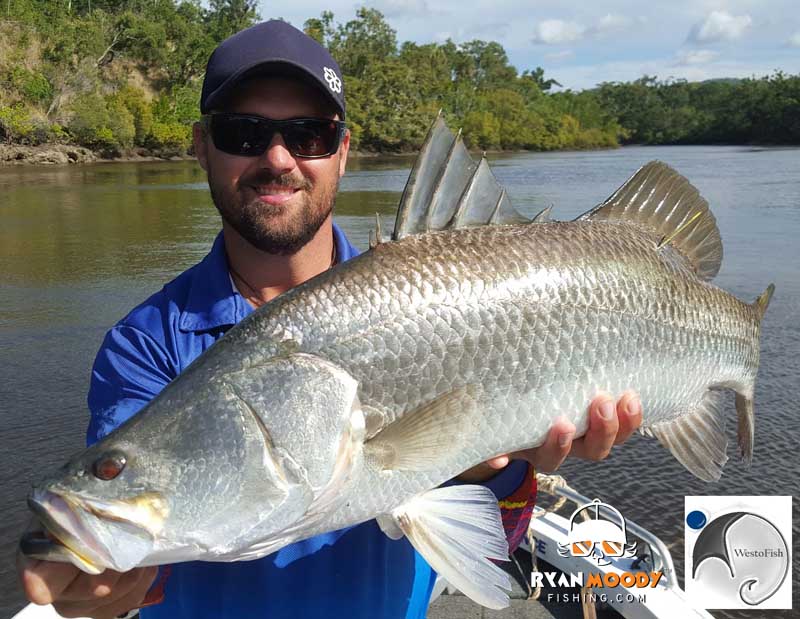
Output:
[558, 499, 637, 566]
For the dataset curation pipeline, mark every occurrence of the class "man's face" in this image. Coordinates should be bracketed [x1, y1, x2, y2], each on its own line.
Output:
[194, 77, 350, 255]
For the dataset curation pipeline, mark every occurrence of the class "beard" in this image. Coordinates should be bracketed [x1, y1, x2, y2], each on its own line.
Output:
[207, 168, 337, 255]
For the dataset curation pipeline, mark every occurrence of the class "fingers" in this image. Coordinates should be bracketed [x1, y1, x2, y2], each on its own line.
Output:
[58, 569, 125, 602]
[569, 392, 619, 461]
[17, 552, 81, 606]
[485, 454, 510, 469]
[529, 417, 576, 473]
[614, 390, 643, 445]
[91, 567, 158, 619]
[54, 566, 158, 619]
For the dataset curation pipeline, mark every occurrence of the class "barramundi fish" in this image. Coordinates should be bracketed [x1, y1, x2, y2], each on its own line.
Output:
[22, 115, 773, 609]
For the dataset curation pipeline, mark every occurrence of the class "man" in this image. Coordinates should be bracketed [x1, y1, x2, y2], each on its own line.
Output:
[18, 20, 642, 619]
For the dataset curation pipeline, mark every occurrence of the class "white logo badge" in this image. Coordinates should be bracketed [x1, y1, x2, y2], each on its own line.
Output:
[557, 498, 637, 566]
[323, 67, 342, 94]
[685, 496, 792, 609]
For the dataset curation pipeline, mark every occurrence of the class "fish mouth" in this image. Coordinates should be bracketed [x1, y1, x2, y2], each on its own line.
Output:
[25, 487, 168, 573]
[26, 489, 112, 573]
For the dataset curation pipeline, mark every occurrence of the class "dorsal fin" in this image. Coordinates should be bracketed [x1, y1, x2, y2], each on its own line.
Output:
[531, 205, 553, 223]
[576, 161, 723, 280]
[392, 113, 529, 240]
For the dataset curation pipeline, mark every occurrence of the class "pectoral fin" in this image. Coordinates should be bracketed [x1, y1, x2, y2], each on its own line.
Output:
[363, 385, 480, 471]
[385, 485, 511, 609]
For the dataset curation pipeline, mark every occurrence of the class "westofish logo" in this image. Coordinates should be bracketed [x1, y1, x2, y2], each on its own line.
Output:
[731, 548, 784, 558]
[686, 501, 791, 608]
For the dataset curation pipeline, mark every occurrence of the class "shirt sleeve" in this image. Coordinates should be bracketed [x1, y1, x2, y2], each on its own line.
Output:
[86, 324, 177, 446]
[495, 464, 537, 553]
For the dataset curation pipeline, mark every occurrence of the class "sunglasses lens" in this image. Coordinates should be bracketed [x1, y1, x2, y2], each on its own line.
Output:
[210, 116, 270, 156]
[210, 116, 341, 158]
[572, 541, 594, 556]
[601, 540, 623, 556]
[284, 120, 340, 157]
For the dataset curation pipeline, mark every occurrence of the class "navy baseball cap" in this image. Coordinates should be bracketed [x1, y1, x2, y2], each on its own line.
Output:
[201, 20, 345, 119]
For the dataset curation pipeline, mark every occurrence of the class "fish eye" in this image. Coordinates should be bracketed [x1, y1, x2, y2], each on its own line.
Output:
[92, 450, 127, 481]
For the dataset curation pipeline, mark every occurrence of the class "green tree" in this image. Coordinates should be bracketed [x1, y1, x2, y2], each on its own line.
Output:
[303, 10, 333, 46]
[462, 110, 500, 149]
[328, 8, 397, 79]
[523, 67, 561, 92]
[2, 5, 798, 155]
[205, 0, 259, 42]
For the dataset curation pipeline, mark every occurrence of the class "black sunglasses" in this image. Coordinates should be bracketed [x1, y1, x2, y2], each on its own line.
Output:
[204, 114, 346, 158]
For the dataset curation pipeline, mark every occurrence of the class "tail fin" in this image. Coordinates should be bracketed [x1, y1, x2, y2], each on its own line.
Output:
[734, 283, 776, 465]
[734, 393, 755, 466]
[648, 283, 776, 478]
[753, 283, 775, 321]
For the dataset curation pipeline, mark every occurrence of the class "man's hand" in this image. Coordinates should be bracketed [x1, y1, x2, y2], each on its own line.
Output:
[17, 552, 157, 619]
[458, 391, 642, 482]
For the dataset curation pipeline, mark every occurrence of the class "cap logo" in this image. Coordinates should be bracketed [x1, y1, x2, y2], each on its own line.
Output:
[323, 67, 342, 94]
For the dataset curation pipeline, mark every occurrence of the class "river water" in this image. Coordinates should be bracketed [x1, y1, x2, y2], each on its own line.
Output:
[0, 146, 797, 616]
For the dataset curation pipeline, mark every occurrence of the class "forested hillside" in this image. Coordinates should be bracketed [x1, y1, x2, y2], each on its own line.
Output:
[1, 2, 798, 160]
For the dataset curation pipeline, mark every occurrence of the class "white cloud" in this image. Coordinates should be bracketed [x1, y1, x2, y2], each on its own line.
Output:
[544, 50, 574, 61]
[593, 14, 632, 34]
[268, 1, 800, 91]
[374, 0, 434, 19]
[531, 19, 586, 45]
[531, 13, 636, 45]
[674, 49, 720, 66]
[465, 20, 511, 39]
[547, 56, 796, 91]
[688, 11, 752, 44]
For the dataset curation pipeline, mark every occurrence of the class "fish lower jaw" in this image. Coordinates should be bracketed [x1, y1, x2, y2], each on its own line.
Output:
[28, 489, 114, 572]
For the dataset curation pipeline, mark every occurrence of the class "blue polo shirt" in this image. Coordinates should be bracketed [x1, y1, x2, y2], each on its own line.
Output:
[87, 223, 529, 619]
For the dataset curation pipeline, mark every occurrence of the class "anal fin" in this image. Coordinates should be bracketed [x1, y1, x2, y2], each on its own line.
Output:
[388, 485, 511, 609]
[643, 390, 729, 481]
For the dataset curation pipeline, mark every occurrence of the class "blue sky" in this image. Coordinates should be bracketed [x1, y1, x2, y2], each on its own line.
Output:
[261, 1, 800, 90]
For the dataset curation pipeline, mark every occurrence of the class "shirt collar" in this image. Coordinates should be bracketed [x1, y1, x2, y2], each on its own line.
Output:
[178, 223, 360, 333]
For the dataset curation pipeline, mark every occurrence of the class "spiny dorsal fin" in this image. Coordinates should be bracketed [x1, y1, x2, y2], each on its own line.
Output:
[451, 157, 529, 228]
[393, 113, 529, 240]
[576, 161, 723, 281]
[531, 205, 553, 223]
[369, 213, 384, 249]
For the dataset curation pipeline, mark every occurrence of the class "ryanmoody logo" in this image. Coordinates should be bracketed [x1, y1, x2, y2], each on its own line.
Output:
[532, 498, 663, 593]
[558, 498, 637, 565]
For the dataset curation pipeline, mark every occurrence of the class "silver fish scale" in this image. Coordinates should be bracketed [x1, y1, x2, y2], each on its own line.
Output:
[215, 220, 762, 527]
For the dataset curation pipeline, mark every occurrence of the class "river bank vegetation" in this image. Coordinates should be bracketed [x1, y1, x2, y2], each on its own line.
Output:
[1, 1, 798, 162]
